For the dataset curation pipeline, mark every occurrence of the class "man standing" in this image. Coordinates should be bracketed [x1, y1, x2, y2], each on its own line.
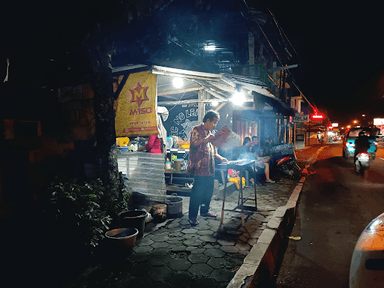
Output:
[187, 110, 228, 226]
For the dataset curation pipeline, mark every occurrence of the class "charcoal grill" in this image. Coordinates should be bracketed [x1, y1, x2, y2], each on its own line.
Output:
[217, 159, 257, 226]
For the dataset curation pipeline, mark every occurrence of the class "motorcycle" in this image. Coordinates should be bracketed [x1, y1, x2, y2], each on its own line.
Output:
[274, 154, 301, 180]
[269, 143, 302, 180]
[354, 152, 370, 175]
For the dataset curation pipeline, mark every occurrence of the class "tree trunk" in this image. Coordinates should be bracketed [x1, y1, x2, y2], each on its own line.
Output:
[91, 44, 119, 188]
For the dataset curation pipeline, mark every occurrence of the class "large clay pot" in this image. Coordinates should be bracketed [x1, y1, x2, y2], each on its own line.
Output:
[105, 228, 138, 248]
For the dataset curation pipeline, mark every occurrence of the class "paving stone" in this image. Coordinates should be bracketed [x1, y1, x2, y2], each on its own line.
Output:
[238, 235, 248, 243]
[169, 231, 184, 237]
[166, 238, 185, 245]
[148, 266, 173, 282]
[217, 238, 236, 246]
[151, 242, 170, 249]
[128, 276, 153, 288]
[199, 235, 217, 243]
[169, 244, 187, 252]
[168, 258, 192, 271]
[191, 277, 219, 288]
[203, 248, 225, 258]
[155, 283, 173, 288]
[136, 237, 155, 246]
[182, 233, 200, 239]
[188, 253, 209, 264]
[190, 247, 206, 254]
[220, 245, 239, 253]
[168, 272, 193, 288]
[150, 248, 169, 256]
[149, 255, 172, 266]
[152, 234, 170, 242]
[197, 230, 214, 236]
[207, 257, 228, 269]
[185, 246, 198, 252]
[247, 238, 258, 246]
[182, 228, 199, 234]
[132, 245, 154, 253]
[167, 222, 181, 229]
[188, 263, 213, 277]
[129, 253, 152, 263]
[196, 224, 211, 230]
[183, 238, 204, 246]
[210, 269, 236, 283]
[129, 262, 152, 277]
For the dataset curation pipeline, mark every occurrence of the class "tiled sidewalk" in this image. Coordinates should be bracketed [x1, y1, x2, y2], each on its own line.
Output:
[61, 177, 297, 288]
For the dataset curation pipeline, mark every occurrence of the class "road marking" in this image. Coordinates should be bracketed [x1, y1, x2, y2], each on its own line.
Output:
[379, 157, 384, 161]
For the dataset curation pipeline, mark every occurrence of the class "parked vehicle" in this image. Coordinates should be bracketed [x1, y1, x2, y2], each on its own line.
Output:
[269, 143, 301, 180]
[342, 127, 377, 159]
[354, 152, 370, 175]
[274, 154, 301, 180]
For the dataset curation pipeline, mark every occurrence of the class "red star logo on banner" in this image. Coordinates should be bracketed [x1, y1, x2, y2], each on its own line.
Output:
[129, 82, 149, 108]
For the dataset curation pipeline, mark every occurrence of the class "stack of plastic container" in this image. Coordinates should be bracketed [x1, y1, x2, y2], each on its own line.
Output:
[117, 149, 166, 201]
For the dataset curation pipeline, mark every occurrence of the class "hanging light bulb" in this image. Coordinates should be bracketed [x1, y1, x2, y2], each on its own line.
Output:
[231, 91, 246, 106]
[173, 77, 184, 88]
[211, 100, 218, 107]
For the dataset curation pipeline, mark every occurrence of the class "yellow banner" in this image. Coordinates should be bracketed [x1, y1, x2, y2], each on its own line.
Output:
[115, 71, 158, 137]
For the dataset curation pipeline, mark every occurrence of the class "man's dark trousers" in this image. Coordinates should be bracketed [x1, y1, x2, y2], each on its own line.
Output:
[188, 176, 214, 220]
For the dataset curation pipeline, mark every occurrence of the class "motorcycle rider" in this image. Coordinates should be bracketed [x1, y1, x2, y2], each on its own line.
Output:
[354, 130, 370, 160]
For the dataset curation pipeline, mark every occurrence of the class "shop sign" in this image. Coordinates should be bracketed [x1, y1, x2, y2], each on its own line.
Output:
[115, 71, 158, 137]
[293, 114, 309, 123]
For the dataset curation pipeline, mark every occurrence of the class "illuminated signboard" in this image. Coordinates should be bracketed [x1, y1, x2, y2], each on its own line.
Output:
[374, 118, 384, 126]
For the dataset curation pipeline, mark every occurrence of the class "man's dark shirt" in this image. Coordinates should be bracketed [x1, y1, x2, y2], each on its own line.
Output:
[354, 135, 370, 154]
[251, 144, 261, 157]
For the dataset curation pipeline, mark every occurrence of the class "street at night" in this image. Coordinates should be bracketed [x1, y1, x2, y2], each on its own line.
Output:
[275, 142, 384, 288]
[2, 1, 384, 288]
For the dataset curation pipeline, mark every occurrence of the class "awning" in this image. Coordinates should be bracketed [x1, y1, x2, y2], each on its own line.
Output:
[112, 64, 294, 116]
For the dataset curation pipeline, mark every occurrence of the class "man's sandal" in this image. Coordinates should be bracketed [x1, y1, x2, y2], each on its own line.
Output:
[188, 218, 199, 226]
[201, 212, 217, 218]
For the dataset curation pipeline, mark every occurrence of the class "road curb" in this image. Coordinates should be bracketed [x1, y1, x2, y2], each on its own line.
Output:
[227, 176, 306, 288]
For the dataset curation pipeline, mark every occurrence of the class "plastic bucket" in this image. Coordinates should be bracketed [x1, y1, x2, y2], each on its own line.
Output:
[119, 210, 147, 238]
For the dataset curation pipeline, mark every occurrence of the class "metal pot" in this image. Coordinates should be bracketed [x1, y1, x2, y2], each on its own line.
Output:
[166, 193, 183, 218]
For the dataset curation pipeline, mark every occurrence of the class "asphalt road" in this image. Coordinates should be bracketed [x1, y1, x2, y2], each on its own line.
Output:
[273, 142, 384, 288]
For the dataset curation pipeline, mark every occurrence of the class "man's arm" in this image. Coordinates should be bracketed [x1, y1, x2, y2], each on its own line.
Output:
[215, 153, 228, 163]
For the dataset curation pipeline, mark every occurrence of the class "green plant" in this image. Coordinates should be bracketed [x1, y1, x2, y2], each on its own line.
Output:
[39, 174, 129, 250]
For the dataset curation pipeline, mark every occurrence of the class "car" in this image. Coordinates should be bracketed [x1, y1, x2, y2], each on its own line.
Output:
[342, 127, 377, 159]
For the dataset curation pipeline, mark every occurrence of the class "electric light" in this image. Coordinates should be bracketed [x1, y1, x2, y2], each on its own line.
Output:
[231, 91, 246, 106]
[173, 77, 184, 88]
[211, 100, 218, 107]
[204, 45, 216, 51]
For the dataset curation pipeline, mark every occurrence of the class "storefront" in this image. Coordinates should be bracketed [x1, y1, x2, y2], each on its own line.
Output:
[112, 65, 295, 194]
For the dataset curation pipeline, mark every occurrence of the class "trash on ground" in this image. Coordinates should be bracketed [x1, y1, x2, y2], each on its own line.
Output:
[288, 236, 301, 240]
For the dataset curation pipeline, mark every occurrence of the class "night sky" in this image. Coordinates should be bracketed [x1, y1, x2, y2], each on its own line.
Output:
[2, 0, 384, 128]
[264, 0, 384, 126]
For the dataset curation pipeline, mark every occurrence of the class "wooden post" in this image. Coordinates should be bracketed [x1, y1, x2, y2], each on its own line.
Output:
[198, 90, 206, 122]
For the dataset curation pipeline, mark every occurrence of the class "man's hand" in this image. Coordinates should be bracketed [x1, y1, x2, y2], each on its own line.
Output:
[221, 157, 228, 163]
[206, 134, 215, 143]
